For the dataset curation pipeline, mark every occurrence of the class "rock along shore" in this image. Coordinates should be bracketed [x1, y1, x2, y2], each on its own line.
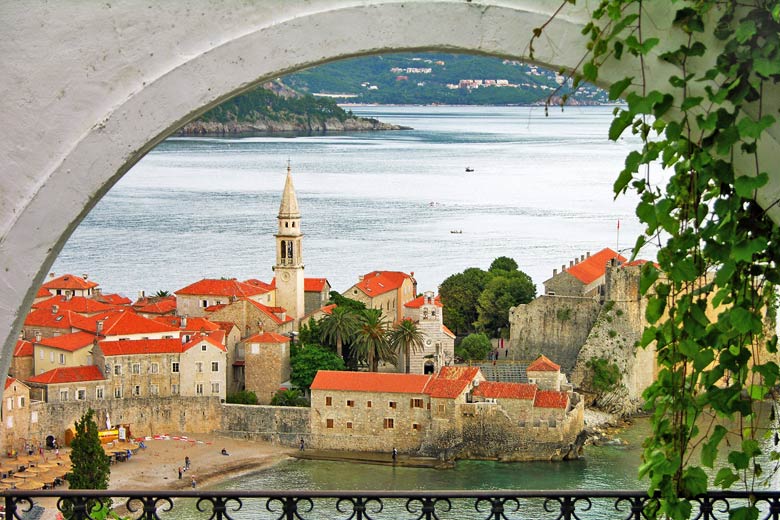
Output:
[177, 117, 411, 135]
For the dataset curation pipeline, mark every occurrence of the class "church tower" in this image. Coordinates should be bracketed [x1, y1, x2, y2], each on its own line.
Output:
[274, 163, 305, 326]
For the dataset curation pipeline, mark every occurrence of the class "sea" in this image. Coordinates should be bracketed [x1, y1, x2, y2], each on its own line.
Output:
[51, 105, 652, 299]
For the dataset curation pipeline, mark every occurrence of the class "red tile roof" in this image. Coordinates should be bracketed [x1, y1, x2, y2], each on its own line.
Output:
[527, 355, 561, 372]
[441, 325, 455, 339]
[26, 365, 105, 385]
[245, 332, 291, 344]
[404, 295, 443, 308]
[425, 366, 481, 399]
[99, 338, 184, 356]
[473, 381, 536, 400]
[212, 321, 239, 334]
[183, 332, 227, 352]
[205, 304, 227, 313]
[33, 295, 118, 314]
[24, 308, 84, 330]
[153, 316, 220, 332]
[97, 293, 132, 305]
[37, 332, 96, 352]
[245, 299, 293, 325]
[14, 340, 33, 357]
[565, 248, 627, 285]
[354, 271, 412, 297]
[136, 298, 177, 315]
[244, 279, 275, 292]
[97, 310, 179, 337]
[533, 390, 569, 409]
[42, 274, 99, 291]
[304, 278, 329, 292]
[311, 371, 432, 394]
[36, 287, 52, 298]
[176, 278, 268, 298]
[5, 377, 15, 390]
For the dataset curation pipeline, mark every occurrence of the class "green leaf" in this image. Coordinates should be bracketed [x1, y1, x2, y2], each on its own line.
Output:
[714, 468, 739, 488]
[582, 62, 598, 82]
[734, 172, 769, 197]
[702, 425, 728, 467]
[728, 450, 750, 470]
[681, 96, 703, 111]
[646, 297, 665, 323]
[681, 466, 708, 496]
[730, 506, 759, 520]
[609, 110, 633, 141]
[735, 20, 757, 43]
[738, 116, 776, 140]
[609, 77, 633, 100]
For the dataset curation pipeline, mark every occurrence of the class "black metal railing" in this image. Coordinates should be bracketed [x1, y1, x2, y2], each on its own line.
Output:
[4, 489, 780, 520]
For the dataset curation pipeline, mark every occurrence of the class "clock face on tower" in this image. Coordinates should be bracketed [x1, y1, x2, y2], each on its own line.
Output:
[280, 271, 291, 282]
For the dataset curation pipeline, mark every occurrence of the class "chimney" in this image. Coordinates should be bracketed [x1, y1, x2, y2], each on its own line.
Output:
[82, 273, 88, 280]
[138, 290, 145, 299]
[562, 264, 566, 271]
[35, 331, 42, 342]
[49, 272, 55, 279]
[181, 315, 188, 329]
[581, 255, 585, 262]
[587, 251, 591, 258]
[51, 304, 59, 314]
[359, 275, 365, 281]
[569, 261, 574, 267]
[18, 331, 24, 341]
[96, 320, 104, 336]
[553, 268, 558, 276]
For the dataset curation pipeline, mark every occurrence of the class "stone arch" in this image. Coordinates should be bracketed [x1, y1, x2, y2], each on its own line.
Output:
[1, 1, 778, 374]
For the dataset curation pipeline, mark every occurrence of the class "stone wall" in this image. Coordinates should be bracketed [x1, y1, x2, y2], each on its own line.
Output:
[508, 296, 601, 373]
[218, 403, 309, 447]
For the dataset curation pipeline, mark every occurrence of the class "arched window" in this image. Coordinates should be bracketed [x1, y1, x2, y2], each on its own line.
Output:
[281, 240, 286, 259]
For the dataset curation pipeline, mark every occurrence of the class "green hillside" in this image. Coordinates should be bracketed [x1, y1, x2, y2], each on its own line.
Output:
[285, 53, 607, 105]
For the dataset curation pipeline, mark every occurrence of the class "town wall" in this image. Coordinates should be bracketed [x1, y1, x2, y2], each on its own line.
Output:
[218, 403, 309, 447]
[9, 355, 34, 382]
[508, 296, 601, 373]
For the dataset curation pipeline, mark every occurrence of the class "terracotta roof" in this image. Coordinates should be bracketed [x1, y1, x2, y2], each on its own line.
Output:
[175, 278, 267, 298]
[441, 325, 456, 339]
[36, 287, 52, 298]
[33, 295, 118, 314]
[311, 371, 432, 394]
[152, 316, 220, 332]
[26, 365, 105, 385]
[212, 321, 239, 334]
[42, 274, 99, 291]
[424, 366, 481, 399]
[527, 355, 561, 372]
[96, 293, 132, 305]
[244, 299, 293, 325]
[565, 248, 627, 285]
[404, 295, 443, 308]
[98, 338, 184, 356]
[304, 278, 329, 292]
[183, 332, 226, 352]
[205, 304, 227, 313]
[5, 377, 15, 390]
[533, 390, 569, 409]
[244, 279, 275, 292]
[353, 271, 412, 297]
[37, 332, 96, 352]
[473, 381, 536, 400]
[14, 340, 33, 357]
[100, 310, 179, 337]
[245, 332, 291, 344]
[24, 308, 83, 330]
[136, 298, 177, 315]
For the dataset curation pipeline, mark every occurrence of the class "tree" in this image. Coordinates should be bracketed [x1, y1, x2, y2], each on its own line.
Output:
[456, 333, 492, 362]
[297, 317, 322, 347]
[439, 267, 490, 335]
[327, 291, 366, 311]
[290, 344, 345, 390]
[226, 390, 258, 405]
[154, 290, 170, 297]
[489, 256, 518, 273]
[474, 270, 535, 335]
[389, 318, 426, 373]
[320, 306, 359, 358]
[68, 409, 110, 490]
[353, 309, 394, 372]
[270, 388, 308, 407]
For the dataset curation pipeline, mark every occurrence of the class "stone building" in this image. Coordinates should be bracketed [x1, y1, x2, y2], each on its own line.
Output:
[401, 292, 455, 374]
[304, 278, 331, 316]
[273, 165, 306, 326]
[10, 338, 34, 381]
[543, 248, 626, 299]
[32, 331, 96, 376]
[208, 298, 294, 338]
[1, 377, 32, 454]
[343, 271, 416, 323]
[25, 365, 106, 403]
[175, 278, 272, 318]
[243, 332, 291, 404]
[526, 355, 569, 391]
[41, 273, 99, 298]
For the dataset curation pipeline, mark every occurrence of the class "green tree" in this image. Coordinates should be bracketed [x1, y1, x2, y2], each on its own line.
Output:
[290, 344, 345, 390]
[64, 409, 111, 518]
[226, 390, 258, 405]
[298, 317, 322, 346]
[327, 291, 367, 311]
[489, 256, 518, 273]
[153, 290, 170, 297]
[439, 267, 490, 335]
[389, 318, 426, 373]
[353, 309, 394, 372]
[270, 388, 309, 407]
[474, 270, 535, 336]
[456, 333, 492, 362]
[320, 306, 359, 358]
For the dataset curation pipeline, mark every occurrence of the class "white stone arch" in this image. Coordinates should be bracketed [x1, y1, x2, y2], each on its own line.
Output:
[1, 0, 778, 375]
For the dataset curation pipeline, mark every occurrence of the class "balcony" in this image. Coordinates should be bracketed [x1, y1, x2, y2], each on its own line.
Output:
[5, 489, 780, 519]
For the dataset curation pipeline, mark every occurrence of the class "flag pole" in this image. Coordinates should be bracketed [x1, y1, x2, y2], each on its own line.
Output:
[616, 219, 620, 254]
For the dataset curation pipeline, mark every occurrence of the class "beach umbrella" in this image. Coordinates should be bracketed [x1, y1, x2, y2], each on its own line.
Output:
[23, 466, 44, 474]
[0, 483, 11, 491]
[39, 469, 65, 482]
[1, 477, 24, 485]
[15, 479, 45, 490]
[36, 462, 57, 470]
[13, 471, 37, 479]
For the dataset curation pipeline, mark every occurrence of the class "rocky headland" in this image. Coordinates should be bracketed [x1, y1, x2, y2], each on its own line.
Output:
[178, 116, 409, 135]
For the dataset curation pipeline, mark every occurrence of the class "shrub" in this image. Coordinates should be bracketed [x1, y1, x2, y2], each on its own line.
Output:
[586, 358, 621, 393]
[226, 390, 258, 405]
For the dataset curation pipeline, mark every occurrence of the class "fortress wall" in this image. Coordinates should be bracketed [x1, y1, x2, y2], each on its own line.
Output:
[219, 403, 309, 447]
[508, 296, 601, 374]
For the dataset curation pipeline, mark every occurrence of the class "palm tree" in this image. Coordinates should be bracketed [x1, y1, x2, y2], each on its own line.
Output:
[353, 309, 393, 372]
[154, 290, 170, 298]
[389, 318, 426, 373]
[319, 306, 359, 358]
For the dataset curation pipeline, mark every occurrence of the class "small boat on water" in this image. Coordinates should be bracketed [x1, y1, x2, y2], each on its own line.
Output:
[465, 167, 474, 172]
[450, 230, 463, 234]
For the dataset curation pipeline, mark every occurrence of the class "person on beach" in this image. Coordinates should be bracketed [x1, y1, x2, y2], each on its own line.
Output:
[221, 448, 229, 456]
[191, 476, 196, 488]
[299, 438, 305, 451]
[178, 467, 182, 479]
[392, 447, 397, 462]
[185, 456, 190, 470]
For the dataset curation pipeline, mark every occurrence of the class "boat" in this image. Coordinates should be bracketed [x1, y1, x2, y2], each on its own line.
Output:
[450, 230, 463, 234]
[465, 167, 474, 172]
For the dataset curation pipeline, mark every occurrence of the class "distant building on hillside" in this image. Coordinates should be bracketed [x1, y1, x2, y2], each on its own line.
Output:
[542, 248, 626, 300]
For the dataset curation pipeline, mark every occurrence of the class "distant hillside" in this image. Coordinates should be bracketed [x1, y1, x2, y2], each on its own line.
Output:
[178, 81, 409, 135]
[285, 53, 608, 105]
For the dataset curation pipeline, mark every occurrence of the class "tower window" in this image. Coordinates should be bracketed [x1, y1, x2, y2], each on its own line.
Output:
[292, 222, 296, 227]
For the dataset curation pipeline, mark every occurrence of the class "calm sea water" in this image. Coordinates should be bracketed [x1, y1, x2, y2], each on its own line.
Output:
[51, 105, 649, 298]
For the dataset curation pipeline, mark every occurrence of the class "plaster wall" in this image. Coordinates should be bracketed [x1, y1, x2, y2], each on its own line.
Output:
[1, 0, 778, 384]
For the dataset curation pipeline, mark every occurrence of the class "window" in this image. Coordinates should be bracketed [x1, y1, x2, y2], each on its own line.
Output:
[77, 388, 86, 400]
[412, 423, 421, 431]
[326, 419, 334, 429]
[172, 384, 179, 395]
[96, 387, 104, 399]
[114, 387, 122, 398]
[39, 350, 43, 359]
[150, 363, 159, 374]
[171, 362, 180, 373]
[133, 385, 141, 396]
[211, 361, 219, 372]
[31, 411, 38, 424]
[132, 363, 140, 374]
[201, 299, 208, 308]
[346, 400, 355, 407]
[150, 384, 159, 396]
[411, 398, 424, 409]
[438, 404, 445, 413]
[6, 398, 12, 411]
[114, 365, 122, 376]
[50, 352, 54, 362]
[196, 362, 203, 373]
[367, 400, 372, 408]
[325, 396, 332, 406]
[59, 353, 65, 364]
[6, 417, 12, 429]
[201, 344, 207, 352]
[383, 418, 394, 429]
[17, 397, 24, 408]
[59, 390, 68, 401]
[211, 382, 220, 393]
[389, 401, 397, 409]
[196, 383, 203, 395]
[346, 422, 353, 429]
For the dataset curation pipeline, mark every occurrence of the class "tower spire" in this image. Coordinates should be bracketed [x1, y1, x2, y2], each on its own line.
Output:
[278, 161, 300, 219]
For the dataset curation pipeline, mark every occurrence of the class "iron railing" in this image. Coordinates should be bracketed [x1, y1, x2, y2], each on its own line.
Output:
[4, 490, 780, 520]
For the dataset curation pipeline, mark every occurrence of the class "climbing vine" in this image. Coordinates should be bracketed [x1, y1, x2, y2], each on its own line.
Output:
[534, 1, 780, 518]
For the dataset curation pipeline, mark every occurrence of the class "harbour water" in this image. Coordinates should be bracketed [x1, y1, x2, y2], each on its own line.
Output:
[51, 105, 650, 297]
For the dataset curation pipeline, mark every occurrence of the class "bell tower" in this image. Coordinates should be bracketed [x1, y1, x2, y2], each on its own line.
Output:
[274, 162, 305, 326]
